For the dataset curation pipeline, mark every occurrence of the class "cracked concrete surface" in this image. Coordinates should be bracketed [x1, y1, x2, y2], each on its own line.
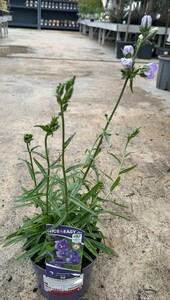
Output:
[0, 28, 170, 300]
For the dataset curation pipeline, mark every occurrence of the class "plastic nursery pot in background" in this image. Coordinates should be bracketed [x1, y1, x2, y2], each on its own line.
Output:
[31, 258, 96, 300]
[116, 40, 135, 59]
[156, 55, 170, 91]
[157, 47, 170, 56]
[137, 43, 153, 59]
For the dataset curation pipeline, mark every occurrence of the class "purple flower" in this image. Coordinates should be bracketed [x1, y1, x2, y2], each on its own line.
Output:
[56, 249, 69, 259]
[141, 15, 152, 28]
[54, 239, 70, 250]
[143, 62, 158, 79]
[120, 58, 133, 69]
[122, 45, 134, 56]
[48, 258, 66, 267]
[66, 250, 80, 265]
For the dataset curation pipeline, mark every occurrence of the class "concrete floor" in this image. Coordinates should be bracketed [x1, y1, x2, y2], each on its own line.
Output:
[0, 28, 170, 300]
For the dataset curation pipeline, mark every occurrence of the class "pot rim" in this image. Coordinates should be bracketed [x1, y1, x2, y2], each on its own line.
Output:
[158, 55, 170, 61]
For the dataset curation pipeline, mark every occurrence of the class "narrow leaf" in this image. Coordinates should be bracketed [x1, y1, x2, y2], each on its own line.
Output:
[119, 164, 138, 175]
[88, 238, 116, 255]
[70, 196, 97, 216]
[110, 176, 121, 192]
[64, 133, 76, 150]
[33, 158, 47, 176]
[108, 152, 121, 164]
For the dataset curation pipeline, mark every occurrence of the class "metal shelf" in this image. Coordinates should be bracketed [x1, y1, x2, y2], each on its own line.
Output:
[41, 25, 78, 30]
[9, 0, 79, 31]
[10, 5, 37, 9]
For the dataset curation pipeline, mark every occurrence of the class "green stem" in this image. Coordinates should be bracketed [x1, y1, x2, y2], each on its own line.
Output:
[61, 111, 69, 220]
[27, 143, 37, 186]
[83, 77, 129, 181]
[104, 139, 129, 200]
[45, 133, 50, 222]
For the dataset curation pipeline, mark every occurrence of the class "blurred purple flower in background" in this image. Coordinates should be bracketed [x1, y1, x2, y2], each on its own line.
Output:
[141, 15, 152, 28]
[120, 58, 133, 69]
[123, 45, 134, 56]
[55, 239, 70, 250]
[143, 62, 158, 79]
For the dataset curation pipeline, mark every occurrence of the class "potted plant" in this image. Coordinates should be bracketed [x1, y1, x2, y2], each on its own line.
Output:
[3, 17, 158, 300]
[0, 0, 8, 14]
[115, 0, 134, 59]
[78, 0, 104, 21]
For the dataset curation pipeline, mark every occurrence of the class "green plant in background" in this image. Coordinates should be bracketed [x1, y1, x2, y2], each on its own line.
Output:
[0, 0, 8, 12]
[78, 0, 104, 18]
[3, 17, 158, 265]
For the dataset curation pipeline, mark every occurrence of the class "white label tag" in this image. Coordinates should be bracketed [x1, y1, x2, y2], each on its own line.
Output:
[43, 274, 84, 296]
[72, 233, 82, 244]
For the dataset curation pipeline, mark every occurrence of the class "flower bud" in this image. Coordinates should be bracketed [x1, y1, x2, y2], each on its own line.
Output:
[24, 133, 33, 144]
[120, 58, 133, 69]
[141, 15, 152, 28]
[122, 45, 134, 57]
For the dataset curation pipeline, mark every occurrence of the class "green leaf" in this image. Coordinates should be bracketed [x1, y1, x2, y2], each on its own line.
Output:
[17, 242, 44, 260]
[88, 238, 116, 255]
[31, 145, 41, 152]
[80, 182, 104, 204]
[84, 237, 98, 257]
[33, 158, 47, 176]
[85, 232, 105, 240]
[72, 211, 91, 226]
[14, 203, 33, 209]
[25, 177, 47, 197]
[99, 169, 113, 181]
[50, 155, 62, 168]
[83, 251, 94, 262]
[15, 192, 46, 203]
[108, 152, 121, 164]
[95, 209, 128, 220]
[64, 133, 76, 150]
[110, 176, 121, 192]
[32, 151, 46, 160]
[15, 216, 44, 234]
[91, 164, 99, 181]
[66, 163, 83, 173]
[48, 195, 62, 217]
[69, 196, 97, 216]
[3, 234, 28, 247]
[119, 164, 138, 175]
[98, 197, 127, 208]
[20, 159, 35, 181]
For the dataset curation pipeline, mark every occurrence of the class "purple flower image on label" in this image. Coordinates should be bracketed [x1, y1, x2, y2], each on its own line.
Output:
[56, 249, 70, 259]
[54, 239, 71, 250]
[66, 250, 80, 265]
[48, 258, 66, 267]
[144, 62, 158, 79]
[123, 45, 134, 56]
[120, 58, 133, 69]
[141, 15, 152, 28]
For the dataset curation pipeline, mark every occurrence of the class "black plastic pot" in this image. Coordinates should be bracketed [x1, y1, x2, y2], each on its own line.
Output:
[156, 55, 170, 91]
[32, 258, 96, 300]
[116, 40, 134, 59]
[137, 43, 153, 59]
[157, 47, 170, 56]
